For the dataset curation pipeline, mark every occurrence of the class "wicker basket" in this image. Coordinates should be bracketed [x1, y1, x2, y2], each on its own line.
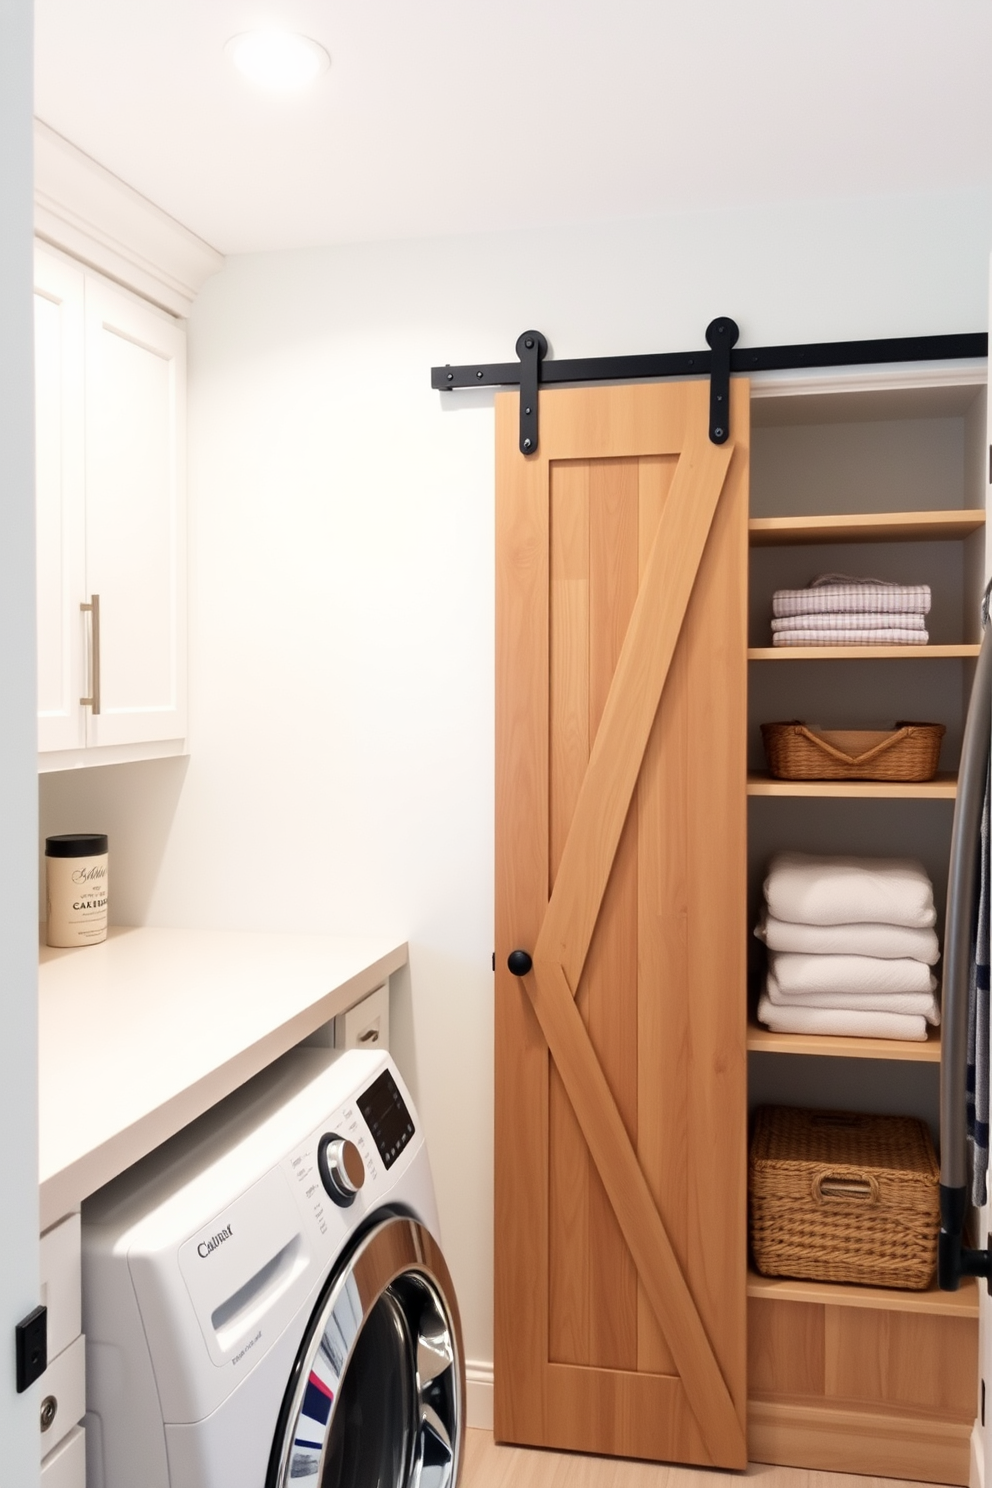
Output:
[761, 720, 945, 782]
[749, 1106, 939, 1290]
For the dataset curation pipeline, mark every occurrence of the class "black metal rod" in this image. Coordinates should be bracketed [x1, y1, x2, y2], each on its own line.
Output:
[939, 617, 992, 1290]
[941, 623, 992, 1191]
[431, 331, 986, 393]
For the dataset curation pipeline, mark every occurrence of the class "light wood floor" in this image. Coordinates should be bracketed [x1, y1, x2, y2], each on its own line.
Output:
[461, 1430, 947, 1488]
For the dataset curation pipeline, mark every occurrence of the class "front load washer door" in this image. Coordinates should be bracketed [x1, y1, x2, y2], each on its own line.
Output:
[266, 1214, 465, 1488]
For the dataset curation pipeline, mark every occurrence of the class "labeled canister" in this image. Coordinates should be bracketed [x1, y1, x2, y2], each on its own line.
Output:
[45, 833, 108, 948]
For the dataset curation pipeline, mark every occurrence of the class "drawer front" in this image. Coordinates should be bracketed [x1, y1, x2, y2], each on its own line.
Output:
[335, 983, 389, 1051]
[39, 1334, 86, 1460]
[41, 1423, 86, 1488]
[41, 1213, 82, 1359]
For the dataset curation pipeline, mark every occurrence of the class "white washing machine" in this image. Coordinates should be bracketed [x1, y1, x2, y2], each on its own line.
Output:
[81, 1046, 465, 1488]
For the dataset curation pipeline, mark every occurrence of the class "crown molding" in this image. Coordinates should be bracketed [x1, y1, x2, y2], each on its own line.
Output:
[34, 119, 224, 317]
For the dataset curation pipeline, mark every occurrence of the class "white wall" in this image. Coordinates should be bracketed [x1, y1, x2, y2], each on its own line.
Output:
[40, 186, 992, 1400]
[1, 0, 41, 1478]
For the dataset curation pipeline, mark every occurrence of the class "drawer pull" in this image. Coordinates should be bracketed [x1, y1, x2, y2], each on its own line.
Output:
[40, 1395, 57, 1434]
[358, 1027, 379, 1044]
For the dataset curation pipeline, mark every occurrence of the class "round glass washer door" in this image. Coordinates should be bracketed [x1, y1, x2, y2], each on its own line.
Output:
[266, 1214, 465, 1488]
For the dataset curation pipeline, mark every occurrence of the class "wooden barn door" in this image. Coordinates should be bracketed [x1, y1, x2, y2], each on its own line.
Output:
[494, 378, 749, 1469]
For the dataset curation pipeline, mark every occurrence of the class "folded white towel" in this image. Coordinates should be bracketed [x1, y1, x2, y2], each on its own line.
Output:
[769, 950, 937, 996]
[765, 971, 940, 1023]
[773, 579, 932, 619]
[764, 852, 936, 928]
[772, 628, 929, 646]
[755, 912, 940, 964]
[756, 992, 928, 1041]
[771, 612, 927, 633]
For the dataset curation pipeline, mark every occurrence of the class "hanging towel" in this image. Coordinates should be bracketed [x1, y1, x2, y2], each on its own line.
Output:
[764, 970, 940, 1022]
[772, 578, 932, 618]
[756, 993, 928, 1041]
[755, 912, 940, 964]
[772, 628, 929, 647]
[771, 612, 928, 634]
[764, 852, 937, 929]
[967, 765, 991, 1207]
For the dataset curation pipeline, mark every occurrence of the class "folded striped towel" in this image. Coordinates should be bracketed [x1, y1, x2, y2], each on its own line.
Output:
[773, 628, 929, 646]
[773, 577, 932, 619]
[771, 612, 927, 633]
[765, 971, 940, 1022]
[756, 993, 928, 1041]
[769, 950, 937, 997]
[764, 852, 936, 928]
[755, 912, 940, 964]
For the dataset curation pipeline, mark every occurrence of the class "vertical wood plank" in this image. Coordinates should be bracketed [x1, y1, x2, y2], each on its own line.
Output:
[494, 391, 551, 1443]
[635, 454, 683, 1378]
[575, 457, 639, 1368]
[548, 461, 595, 1365]
[683, 381, 749, 1432]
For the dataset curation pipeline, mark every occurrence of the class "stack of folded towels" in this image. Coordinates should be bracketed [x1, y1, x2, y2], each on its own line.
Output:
[755, 852, 940, 1041]
[771, 574, 931, 646]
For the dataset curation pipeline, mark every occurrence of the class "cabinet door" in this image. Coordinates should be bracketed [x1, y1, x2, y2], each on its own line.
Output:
[495, 379, 749, 1467]
[83, 276, 186, 747]
[35, 246, 86, 753]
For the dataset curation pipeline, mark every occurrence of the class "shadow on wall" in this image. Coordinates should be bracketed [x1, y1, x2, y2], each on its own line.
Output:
[387, 959, 419, 1108]
[38, 756, 189, 927]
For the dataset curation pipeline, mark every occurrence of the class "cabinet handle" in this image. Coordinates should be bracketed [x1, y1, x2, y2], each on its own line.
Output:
[80, 593, 101, 715]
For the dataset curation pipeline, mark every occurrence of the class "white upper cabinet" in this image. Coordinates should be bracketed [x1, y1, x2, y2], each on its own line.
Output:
[83, 273, 186, 748]
[35, 243, 187, 767]
[35, 249, 86, 754]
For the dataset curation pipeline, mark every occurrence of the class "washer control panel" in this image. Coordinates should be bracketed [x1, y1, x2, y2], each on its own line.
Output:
[356, 1068, 416, 1169]
[284, 1062, 416, 1242]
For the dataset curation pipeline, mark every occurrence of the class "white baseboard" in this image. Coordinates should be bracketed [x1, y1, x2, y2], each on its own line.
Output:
[971, 1420, 984, 1488]
[466, 1360, 494, 1431]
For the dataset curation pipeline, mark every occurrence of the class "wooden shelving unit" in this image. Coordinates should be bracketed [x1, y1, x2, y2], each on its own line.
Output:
[747, 1017, 941, 1063]
[747, 771, 957, 799]
[747, 1267, 978, 1318]
[749, 643, 980, 660]
[749, 508, 985, 547]
[744, 402, 986, 1483]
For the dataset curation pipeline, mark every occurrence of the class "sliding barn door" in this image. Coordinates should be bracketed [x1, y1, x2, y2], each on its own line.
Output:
[494, 378, 749, 1468]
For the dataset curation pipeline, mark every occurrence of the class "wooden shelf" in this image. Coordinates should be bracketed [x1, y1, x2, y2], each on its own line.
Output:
[749, 509, 986, 547]
[748, 643, 980, 660]
[747, 771, 957, 800]
[747, 1267, 978, 1319]
[747, 1018, 941, 1062]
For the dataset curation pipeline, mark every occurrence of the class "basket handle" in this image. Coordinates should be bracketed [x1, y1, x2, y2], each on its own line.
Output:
[792, 724, 914, 767]
[812, 1171, 880, 1205]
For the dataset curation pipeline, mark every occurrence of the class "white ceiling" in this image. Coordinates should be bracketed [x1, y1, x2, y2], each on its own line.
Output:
[34, 0, 992, 256]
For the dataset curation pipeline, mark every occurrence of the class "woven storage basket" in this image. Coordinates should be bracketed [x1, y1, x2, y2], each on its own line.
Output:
[761, 720, 945, 782]
[749, 1106, 939, 1290]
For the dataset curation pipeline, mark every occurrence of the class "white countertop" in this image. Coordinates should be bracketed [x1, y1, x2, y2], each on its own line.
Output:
[39, 925, 408, 1228]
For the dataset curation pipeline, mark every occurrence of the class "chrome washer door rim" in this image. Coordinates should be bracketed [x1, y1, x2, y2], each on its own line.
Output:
[267, 1214, 465, 1488]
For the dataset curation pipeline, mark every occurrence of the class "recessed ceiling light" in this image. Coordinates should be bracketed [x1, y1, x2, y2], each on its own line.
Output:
[226, 30, 330, 92]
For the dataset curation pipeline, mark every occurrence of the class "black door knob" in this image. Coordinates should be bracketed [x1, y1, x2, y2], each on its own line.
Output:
[507, 949, 533, 977]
